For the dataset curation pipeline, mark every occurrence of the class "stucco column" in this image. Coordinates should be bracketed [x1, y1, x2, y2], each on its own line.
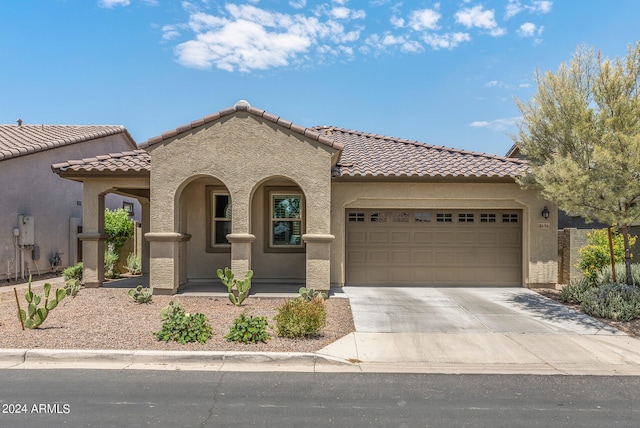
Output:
[227, 233, 255, 278]
[79, 186, 106, 288]
[140, 199, 151, 275]
[146, 232, 191, 295]
[302, 234, 334, 291]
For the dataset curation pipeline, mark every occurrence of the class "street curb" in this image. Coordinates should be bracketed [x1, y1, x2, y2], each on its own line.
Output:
[0, 348, 356, 369]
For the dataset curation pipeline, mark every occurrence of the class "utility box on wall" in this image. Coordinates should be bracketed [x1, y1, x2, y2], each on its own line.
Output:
[18, 215, 34, 246]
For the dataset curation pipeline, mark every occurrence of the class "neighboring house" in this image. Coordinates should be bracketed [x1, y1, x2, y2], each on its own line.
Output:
[52, 100, 558, 293]
[0, 123, 141, 281]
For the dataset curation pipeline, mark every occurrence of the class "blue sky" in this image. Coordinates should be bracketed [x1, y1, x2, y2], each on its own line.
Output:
[1, 1, 639, 156]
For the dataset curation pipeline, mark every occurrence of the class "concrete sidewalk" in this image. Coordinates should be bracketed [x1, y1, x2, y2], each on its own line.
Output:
[3, 286, 640, 374]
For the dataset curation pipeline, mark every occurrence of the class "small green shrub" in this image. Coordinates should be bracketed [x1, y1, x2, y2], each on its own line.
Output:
[596, 263, 640, 287]
[128, 285, 153, 304]
[298, 287, 327, 301]
[580, 283, 640, 321]
[62, 262, 83, 282]
[125, 253, 142, 275]
[274, 298, 326, 338]
[225, 313, 271, 344]
[154, 306, 212, 344]
[104, 247, 120, 280]
[578, 229, 636, 282]
[559, 277, 592, 304]
[64, 278, 82, 298]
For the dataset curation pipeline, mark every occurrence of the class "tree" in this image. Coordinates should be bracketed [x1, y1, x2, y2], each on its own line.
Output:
[104, 208, 134, 278]
[514, 42, 640, 285]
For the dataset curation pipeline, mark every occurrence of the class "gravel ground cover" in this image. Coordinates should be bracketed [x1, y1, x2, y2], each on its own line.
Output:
[0, 277, 355, 353]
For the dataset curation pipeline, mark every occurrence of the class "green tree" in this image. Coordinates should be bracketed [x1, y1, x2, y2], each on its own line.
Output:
[104, 208, 133, 278]
[514, 43, 640, 285]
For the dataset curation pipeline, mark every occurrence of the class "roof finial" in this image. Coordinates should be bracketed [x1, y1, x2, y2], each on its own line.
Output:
[16, 118, 22, 126]
[234, 100, 250, 111]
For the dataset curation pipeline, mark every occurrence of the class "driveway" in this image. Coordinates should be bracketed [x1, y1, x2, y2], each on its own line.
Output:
[342, 287, 620, 334]
[318, 287, 640, 374]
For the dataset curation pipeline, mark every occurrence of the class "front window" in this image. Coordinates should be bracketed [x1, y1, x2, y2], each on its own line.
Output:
[207, 188, 232, 252]
[271, 193, 303, 247]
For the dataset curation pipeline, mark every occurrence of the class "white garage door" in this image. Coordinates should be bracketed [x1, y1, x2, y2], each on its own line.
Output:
[346, 209, 522, 286]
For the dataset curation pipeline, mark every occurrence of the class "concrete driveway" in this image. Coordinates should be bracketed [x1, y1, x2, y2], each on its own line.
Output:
[318, 287, 640, 374]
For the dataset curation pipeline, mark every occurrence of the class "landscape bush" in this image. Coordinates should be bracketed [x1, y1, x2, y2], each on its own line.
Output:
[224, 313, 271, 344]
[125, 253, 142, 275]
[596, 263, 640, 287]
[578, 229, 635, 282]
[558, 277, 592, 304]
[274, 298, 326, 338]
[154, 304, 212, 344]
[62, 262, 83, 282]
[580, 283, 640, 321]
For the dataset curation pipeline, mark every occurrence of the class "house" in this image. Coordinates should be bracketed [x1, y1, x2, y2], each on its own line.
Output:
[0, 123, 141, 281]
[52, 100, 558, 293]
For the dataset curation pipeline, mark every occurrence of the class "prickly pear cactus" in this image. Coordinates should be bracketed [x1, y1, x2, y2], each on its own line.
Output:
[128, 285, 153, 304]
[217, 267, 253, 306]
[18, 276, 66, 329]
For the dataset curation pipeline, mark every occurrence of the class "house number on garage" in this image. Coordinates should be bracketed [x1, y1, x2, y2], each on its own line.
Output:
[538, 223, 550, 229]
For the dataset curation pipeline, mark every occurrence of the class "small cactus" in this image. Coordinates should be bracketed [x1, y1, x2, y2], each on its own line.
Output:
[160, 300, 183, 320]
[217, 267, 253, 306]
[128, 285, 153, 304]
[18, 276, 66, 329]
[299, 287, 328, 301]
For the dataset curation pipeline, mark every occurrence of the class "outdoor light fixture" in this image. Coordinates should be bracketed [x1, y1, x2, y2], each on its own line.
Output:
[541, 206, 550, 219]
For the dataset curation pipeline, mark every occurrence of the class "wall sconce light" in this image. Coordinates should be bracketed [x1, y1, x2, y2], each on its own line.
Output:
[123, 201, 134, 216]
[541, 206, 550, 219]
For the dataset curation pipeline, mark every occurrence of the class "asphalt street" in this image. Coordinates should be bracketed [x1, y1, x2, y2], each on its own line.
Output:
[1, 370, 639, 427]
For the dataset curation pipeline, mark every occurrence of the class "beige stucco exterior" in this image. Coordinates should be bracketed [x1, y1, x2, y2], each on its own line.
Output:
[0, 133, 140, 281]
[59, 104, 559, 293]
[145, 112, 338, 293]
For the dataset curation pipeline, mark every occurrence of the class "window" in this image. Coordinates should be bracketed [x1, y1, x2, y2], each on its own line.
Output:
[271, 193, 303, 247]
[392, 212, 409, 222]
[436, 213, 453, 223]
[348, 212, 365, 222]
[370, 212, 387, 222]
[502, 213, 518, 223]
[480, 213, 496, 223]
[414, 212, 431, 222]
[458, 213, 474, 223]
[207, 187, 231, 252]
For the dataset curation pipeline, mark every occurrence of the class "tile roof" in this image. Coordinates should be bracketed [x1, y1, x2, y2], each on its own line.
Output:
[139, 100, 344, 151]
[314, 126, 529, 179]
[51, 150, 150, 174]
[0, 124, 134, 161]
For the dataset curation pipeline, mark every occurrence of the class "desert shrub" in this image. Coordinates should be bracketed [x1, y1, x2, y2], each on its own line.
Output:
[64, 278, 82, 297]
[104, 245, 120, 280]
[580, 283, 640, 321]
[125, 253, 142, 275]
[154, 306, 212, 344]
[298, 287, 327, 301]
[225, 313, 271, 344]
[274, 298, 326, 338]
[578, 229, 636, 282]
[128, 285, 153, 304]
[558, 277, 592, 304]
[596, 263, 640, 287]
[62, 262, 83, 282]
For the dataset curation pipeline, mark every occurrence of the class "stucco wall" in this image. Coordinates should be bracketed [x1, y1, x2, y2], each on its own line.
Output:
[330, 181, 558, 288]
[0, 134, 139, 280]
[147, 113, 336, 289]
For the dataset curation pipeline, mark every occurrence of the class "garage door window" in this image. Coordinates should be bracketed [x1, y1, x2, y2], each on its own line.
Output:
[458, 213, 474, 222]
[480, 213, 496, 223]
[436, 213, 453, 222]
[414, 212, 431, 222]
[502, 213, 518, 223]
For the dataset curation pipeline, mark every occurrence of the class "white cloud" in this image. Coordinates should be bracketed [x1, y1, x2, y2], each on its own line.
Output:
[422, 32, 470, 50]
[455, 6, 505, 36]
[330, 6, 366, 20]
[484, 80, 501, 87]
[470, 117, 520, 131]
[532, 1, 552, 13]
[365, 33, 423, 53]
[98, 0, 130, 8]
[505, 0, 522, 19]
[174, 4, 366, 72]
[407, 9, 441, 31]
[517, 22, 536, 37]
[390, 16, 405, 28]
[289, 0, 306, 9]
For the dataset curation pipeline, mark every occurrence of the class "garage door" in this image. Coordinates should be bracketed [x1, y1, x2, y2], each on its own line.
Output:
[345, 209, 522, 286]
